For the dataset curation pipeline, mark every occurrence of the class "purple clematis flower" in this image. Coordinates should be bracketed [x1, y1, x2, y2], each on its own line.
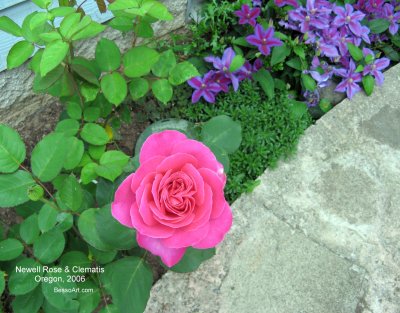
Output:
[204, 48, 240, 91]
[288, 0, 331, 33]
[253, 0, 262, 6]
[333, 4, 365, 36]
[381, 3, 400, 35]
[234, 4, 260, 27]
[335, 60, 362, 99]
[188, 71, 221, 103]
[303, 89, 320, 107]
[213, 72, 231, 92]
[365, 0, 384, 13]
[274, 0, 299, 8]
[246, 25, 283, 56]
[363, 58, 390, 86]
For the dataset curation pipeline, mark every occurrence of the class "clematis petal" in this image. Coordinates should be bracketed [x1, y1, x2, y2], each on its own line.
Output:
[187, 77, 203, 89]
[375, 58, 390, 71]
[111, 173, 135, 228]
[192, 89, 203, 103]
[137, 233, 186, 267]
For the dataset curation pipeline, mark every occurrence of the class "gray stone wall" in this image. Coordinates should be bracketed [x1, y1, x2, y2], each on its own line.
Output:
[0, 0, 189, 130]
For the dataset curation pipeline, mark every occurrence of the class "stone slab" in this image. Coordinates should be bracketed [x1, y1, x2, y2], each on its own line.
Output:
[144, 64, 400, 313]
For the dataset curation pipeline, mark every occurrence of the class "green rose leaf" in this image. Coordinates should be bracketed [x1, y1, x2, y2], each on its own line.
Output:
[40, 40, 69, 77]
[152, 50, 176, 78]
[147, 1, 173, 20]
[32, 0, 52, 9]
[42, 271, 79, 311]
[64, 137, 84, 170]
[96, 178, 119, 207]
[169, 61, 200, 86]
[33, 229, 65, 264]
[11, 286, 44, 313]
[88, 145, 105, 160]
[71, 21, 106, 41]
[168, 247, 215, 272]
[95, 205, 137, 250]
[81, 123, 109, 145]
[0, 171, 35, 207]
[252, 68, 275, 99]
[201, 115, 242, 154]
[0, 124, 26, 173]
[59, 175, 83, 211]
[55, 212, 73, 232]
[19, 213, 40, 244]
[60, 251, 91, 269]
[78, 280, 101, 313]
[208, 144, 229, 173]
[152, 79, 173, 104]
[8, 258, 41, 295]
[109, 17, 133, 32]
[96, 151, 130, 182]
[7, 41, 34, 70]
[95, 38, 121, 72]
[0, 16, 22, 37]
[66, 102, 82, 120]
[347, 43, 363, 62]
[84, 107, 101, 122]
[129, 78, 149, 100]
[101, 72, 127, 106]
[363, 75, 375, 96]
[99, 304, 120, 313]
[38, 204, 58, 233]
[55, 119, 80, 136]
[90, 246, 117, 265]
[31, 133, 67, 182]
[0, 271, 4, 295]
[0, 238, 24, 261]
[78, 208, 114, 251]
[109, 257, 153, 313]
[81, 162, 99, 185]
[123, 46, 160, 78]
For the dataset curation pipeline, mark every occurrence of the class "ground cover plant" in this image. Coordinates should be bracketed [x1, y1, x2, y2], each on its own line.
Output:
[0, 0, 399, 312]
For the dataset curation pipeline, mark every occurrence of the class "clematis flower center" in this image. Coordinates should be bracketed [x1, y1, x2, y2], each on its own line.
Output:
[246, 13, 251, 18]
[348, 78, 353, 83]
[389, 15, 394, 20]
[311, 9, 317, 15]
[372, 64, 377, 70]
[345, 16, 351, 23]
[223, 66, 228, 72]
[262, 38, 267, 43]
[305, 15, 311, 21]
[201, 83, 206, 88]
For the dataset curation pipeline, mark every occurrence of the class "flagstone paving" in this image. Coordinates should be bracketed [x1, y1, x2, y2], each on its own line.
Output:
[144, 64, 400, 313]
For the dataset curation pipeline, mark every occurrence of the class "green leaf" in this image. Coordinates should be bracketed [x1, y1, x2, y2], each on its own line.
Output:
[64, 137, 84, 170]
[11, 286, 44, 313]
[0, 16, 22, 37]
[27, 184, 44, 201]
[146, 1, 173, 20]
[33, 229, 65, 264]
[0, 124, 26, 173]
[78, 280, 101, 313]
[369, 18, 390, 34]
[95, 38, 121, 72]
[301, 74, 316, 91]
[81, 163, 99, 184]
[168, 247, 215, 272]
[152, 50, 176, 78]
[201, 115, 242, 154]
[252, 68, 275, 99]
[96, 178, 118, 207]
[38, 204, 58, 233]
[169, 61, 200, 85]
[129, 78, 149, 100]
[90, 246, 117, 265]
[123, 46, 159, 78]
[208, 144, 229, 173]
[40, 40, 69, 77]
[60, 251, 91, 268]
[230, 55, 245, 72]
[362, 75, 374, 96]
[71, 21, 106, 41]
[355, 64, 364, 73]
[293, 46, 305, 59]
[99, 304, 120, 313]
[109, 257, 153, 313]
[0, 171, 35, 207]
[134, 20, 154, 38]
[108, 0, 139, 10]
[19, 213, 40, 244]
[286, 57, 302, 71]
[271, 44, 291, 66]
[97, 150, 129, 179]
[59, 175, 83, 211]
[78, 208, 114, 251]
[55, 119, 79, 136]
[55, 212, 73, 232]
[42, 271, 79, 311]
[95, 206, 137, 250]
[7, 41, 34, 70]
[0, 238, 24, 261]
[9, 258, 41, 295]
[152, 79, 173, 104]
[31, 133, 67, 182]
[71, 64, 99, 86]
[101, 72, 127, 106]
[347, 43, 363, 62]
[109, 16, 134, 31]
[135, 119, 198, 155]
[289, 100, 308, 119]
[0, 271, 4, 294]
[67, 102, 82, 120]
[39, 32, 62, 43]
[32, 0, 52, 9]
[84, 107, 101, 122]
[81, 123, 109, 145]
[382, 45, 400, 62]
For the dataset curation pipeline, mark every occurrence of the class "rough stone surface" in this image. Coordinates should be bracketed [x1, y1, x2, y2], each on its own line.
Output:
[0, 0, 188, 128]
[144, 64, 400, 313]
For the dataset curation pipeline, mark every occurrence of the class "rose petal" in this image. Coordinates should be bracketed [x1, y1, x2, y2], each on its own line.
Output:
[193, 201, 232, 249]
[111, 173, 135, 228]
[156, 153, 198, 173]
[137, 233, 186, 267]
[131, 156, 164, 191]
[161, 221, 210, 249]
[199, 168, 226, 219]
[140, 131, 187, 164]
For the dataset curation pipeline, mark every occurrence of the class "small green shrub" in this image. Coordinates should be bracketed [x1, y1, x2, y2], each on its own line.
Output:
[149, 81, 312, 202]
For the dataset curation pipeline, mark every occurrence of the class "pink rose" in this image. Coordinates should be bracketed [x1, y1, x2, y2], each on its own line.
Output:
[111, 130, 233, 267]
